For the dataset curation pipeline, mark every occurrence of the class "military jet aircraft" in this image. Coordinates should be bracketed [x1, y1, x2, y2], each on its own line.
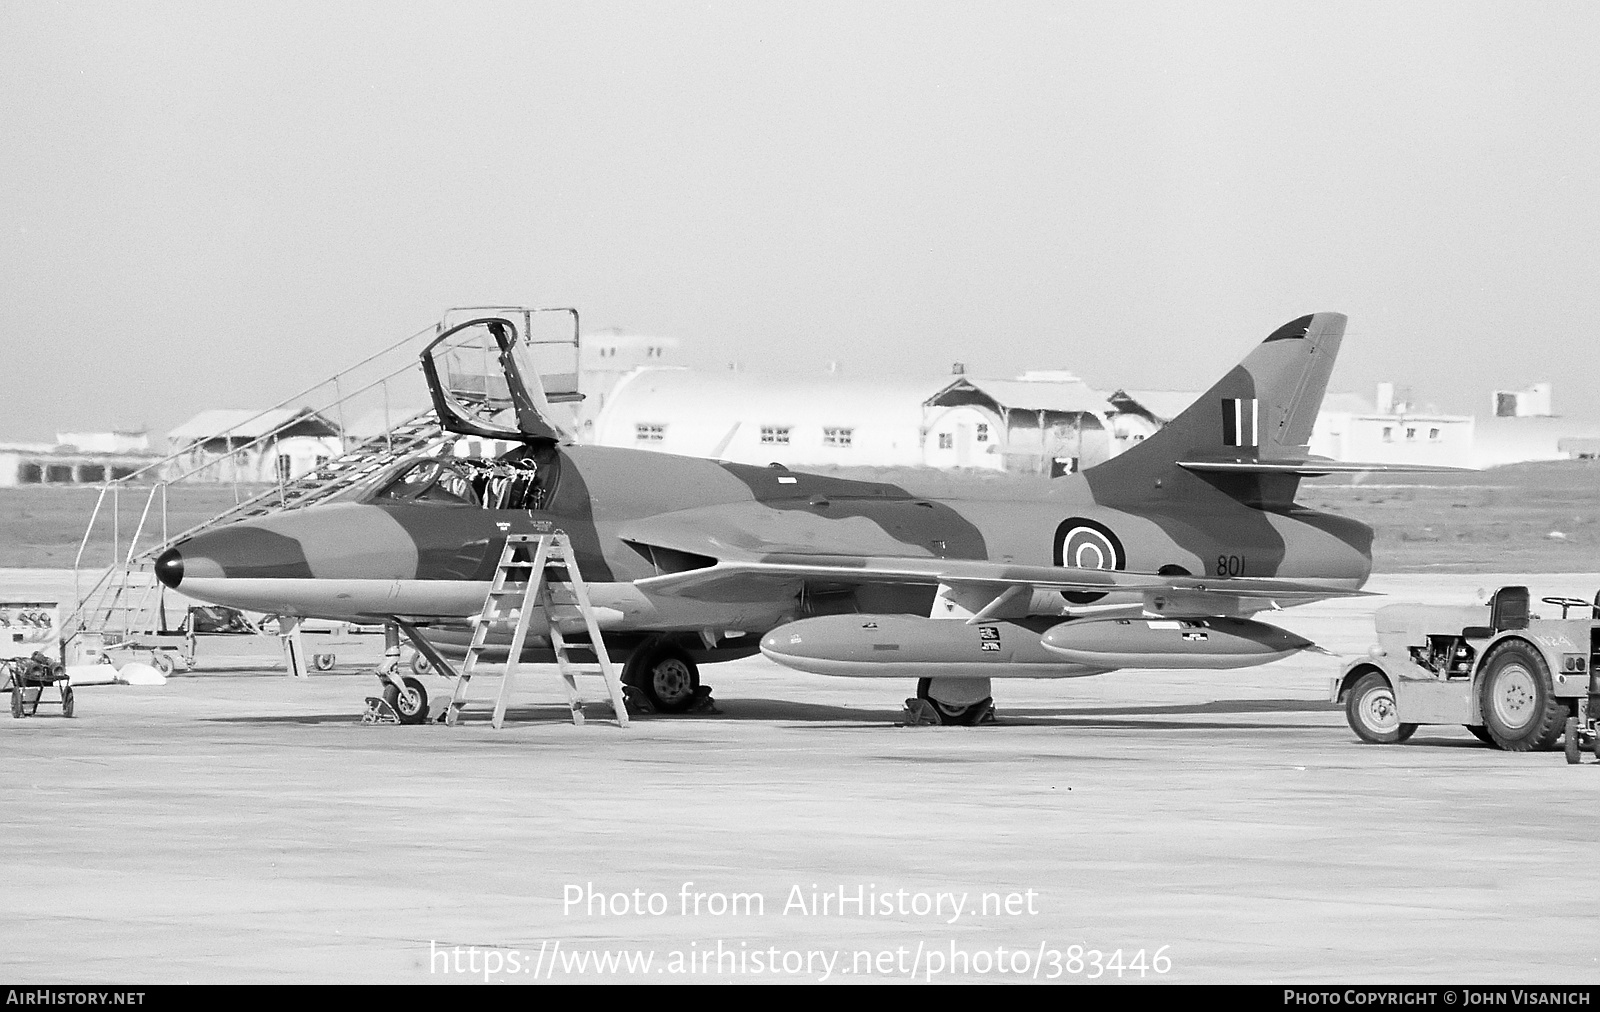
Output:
[154, 310, 1427, 724]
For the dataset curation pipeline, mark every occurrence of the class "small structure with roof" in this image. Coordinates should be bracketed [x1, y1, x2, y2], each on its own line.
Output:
[0, 430, 160, 486]
[165, 408, 343, 483]
[922, 370, 1113, 475]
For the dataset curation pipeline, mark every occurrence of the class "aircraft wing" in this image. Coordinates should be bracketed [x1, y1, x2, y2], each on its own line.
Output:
[632, 554, 1371, 614]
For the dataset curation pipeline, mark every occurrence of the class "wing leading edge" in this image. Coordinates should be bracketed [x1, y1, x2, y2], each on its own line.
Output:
[633, 554, 1371, 617]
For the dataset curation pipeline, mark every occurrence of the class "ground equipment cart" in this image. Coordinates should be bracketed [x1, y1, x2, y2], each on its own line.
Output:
[4, 651, 74, 719]
[1332, 586, 1600, 761]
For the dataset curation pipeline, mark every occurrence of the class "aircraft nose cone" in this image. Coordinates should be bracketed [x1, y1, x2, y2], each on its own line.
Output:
[155, 547, 184, 589]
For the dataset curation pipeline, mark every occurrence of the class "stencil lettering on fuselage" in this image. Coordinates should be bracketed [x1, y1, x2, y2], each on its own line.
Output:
[1053, 517, 1125, 605]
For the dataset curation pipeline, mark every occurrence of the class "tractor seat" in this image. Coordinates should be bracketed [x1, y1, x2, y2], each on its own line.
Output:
[1489, 585, 1530, 631]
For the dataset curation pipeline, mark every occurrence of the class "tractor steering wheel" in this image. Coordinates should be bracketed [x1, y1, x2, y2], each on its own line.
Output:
[1540, 596, 1590, 619]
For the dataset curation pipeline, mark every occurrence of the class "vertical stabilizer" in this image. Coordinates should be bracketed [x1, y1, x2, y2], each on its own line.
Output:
[1084, 313, 1347, 506]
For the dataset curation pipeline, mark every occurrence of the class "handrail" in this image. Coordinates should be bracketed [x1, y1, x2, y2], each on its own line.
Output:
[98, 322, 437, 487]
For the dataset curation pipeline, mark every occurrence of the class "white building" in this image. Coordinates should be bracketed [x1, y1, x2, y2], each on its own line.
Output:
[1491, 382, 1553, 418]
[1103, 390, 1201, 456]
[0, 430, 160, 486]
[590, 368, 932, 467]
[1309, 385, 1476, 468]
[166, 408, 344, 483]
[922, 371, 1113, 475]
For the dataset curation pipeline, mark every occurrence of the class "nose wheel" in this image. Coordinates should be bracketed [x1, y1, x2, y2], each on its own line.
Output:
[380, 675, 429, 725]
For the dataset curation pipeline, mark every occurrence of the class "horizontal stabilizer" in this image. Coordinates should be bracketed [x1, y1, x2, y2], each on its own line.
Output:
[1178, 457, 1474, 477]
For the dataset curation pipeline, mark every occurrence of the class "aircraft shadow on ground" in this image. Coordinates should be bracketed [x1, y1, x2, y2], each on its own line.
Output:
[203, 696, 1335, 728]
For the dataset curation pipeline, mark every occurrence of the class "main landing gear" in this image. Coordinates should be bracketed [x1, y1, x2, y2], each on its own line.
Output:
[621, 639, 716, 715]
[904, 677, 996, 727]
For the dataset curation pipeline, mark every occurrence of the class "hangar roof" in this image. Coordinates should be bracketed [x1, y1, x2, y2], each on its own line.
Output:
[926, 375, 1108, 415]
[167, 407, 341, 444]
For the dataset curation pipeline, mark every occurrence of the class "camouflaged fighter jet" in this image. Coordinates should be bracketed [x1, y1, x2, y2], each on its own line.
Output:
[154, 310, 1431, 724]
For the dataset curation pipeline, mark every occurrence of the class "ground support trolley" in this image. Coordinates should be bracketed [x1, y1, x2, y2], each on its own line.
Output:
[3, 652, 74, 719]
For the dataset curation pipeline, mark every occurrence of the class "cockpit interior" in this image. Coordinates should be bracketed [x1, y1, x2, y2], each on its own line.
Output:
[366, 449, 557, 511]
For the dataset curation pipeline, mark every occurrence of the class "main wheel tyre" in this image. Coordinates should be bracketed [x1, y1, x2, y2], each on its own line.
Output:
[1465, 725, 1495, 745]
[1345, 672, 1416, 744]
[915, 678, 995, 727]
[383, 676, 430, 725]
[152, 652, 175, 676]
[1477, 640, 1566, 752]
[313, 653, 336, 672]
[11, 687, 22, 719]
[1565, 717, 1581, 764]
[61, 686, 74, 719]
[410, 653, 432, 676]
[625, 645, 700, 713]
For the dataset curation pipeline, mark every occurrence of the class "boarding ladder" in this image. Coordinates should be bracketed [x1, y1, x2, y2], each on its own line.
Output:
[61, 317, 456, 655]
[441, 534, 629, 728]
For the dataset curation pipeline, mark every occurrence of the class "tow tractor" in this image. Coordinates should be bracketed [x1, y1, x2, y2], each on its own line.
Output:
[1332, 585, 1600, 763]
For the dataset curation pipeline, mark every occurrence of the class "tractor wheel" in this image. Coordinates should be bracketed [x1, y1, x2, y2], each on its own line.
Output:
[1345, 672, 1415, 744]
[1477, 640, 1566, 752]
[61, 686, 74, 719]
[410, 652, 432, 676]
[152, 652, 175, 676]
[11, 687, 22, 719]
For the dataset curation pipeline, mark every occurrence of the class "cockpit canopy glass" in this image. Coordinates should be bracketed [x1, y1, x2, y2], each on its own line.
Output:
[373, 456, 546, 510]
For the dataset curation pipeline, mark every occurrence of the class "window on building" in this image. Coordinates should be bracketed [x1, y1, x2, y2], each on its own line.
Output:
[276, 454, 292, 483]
[1382, 427, 1393, 442]
[760, 426, 791, 445]
[1405, 427, 1417, 440]
[1429, 428, 1441, 441]
[976, 423, 988, 443]
[938, 432, 953, 450]
[635, 423, 665, 443]
[823, 427, 853, 447]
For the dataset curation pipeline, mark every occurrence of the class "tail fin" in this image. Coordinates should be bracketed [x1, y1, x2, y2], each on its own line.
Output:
[1084, 312, 1346, 507]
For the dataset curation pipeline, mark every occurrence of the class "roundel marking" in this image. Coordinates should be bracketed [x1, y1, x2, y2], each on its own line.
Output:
[1053, 517, 1125, 605]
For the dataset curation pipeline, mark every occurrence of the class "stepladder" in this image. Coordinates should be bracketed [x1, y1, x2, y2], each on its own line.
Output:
[443, 532, 629, 728]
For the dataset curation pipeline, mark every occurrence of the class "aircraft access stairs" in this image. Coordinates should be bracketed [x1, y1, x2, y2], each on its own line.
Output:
[61, 323, 457, 657]
[61, 304, 585, 662]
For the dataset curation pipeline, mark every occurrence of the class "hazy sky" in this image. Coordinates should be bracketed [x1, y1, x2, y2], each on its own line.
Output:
[3, 1, 1598, 442]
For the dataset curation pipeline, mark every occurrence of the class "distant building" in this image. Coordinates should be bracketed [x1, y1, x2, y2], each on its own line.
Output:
[0, 431, 160, 486]
[1491, 382, 1553, 418]
[574, 331, 681, 439]
[1558, 437, 1600, 460]
[922, 371, 1112, 475]
[590, 368, 931, 467]
[165, 408, 343, 483]
[1103, 390, 1201, 457]
[1474, 415, 1600, 468]
[1309, 385, 1475, 468]
[590, 367, 1117, 474]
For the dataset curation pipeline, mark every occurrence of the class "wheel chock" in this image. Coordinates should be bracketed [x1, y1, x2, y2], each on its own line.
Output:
[686, 685, 720, 715]
[901, 698, 941, 726]
[361, 696, 401, 725]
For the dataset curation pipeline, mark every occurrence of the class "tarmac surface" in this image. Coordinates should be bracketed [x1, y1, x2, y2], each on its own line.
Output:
[4, 572, 1600, 984]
